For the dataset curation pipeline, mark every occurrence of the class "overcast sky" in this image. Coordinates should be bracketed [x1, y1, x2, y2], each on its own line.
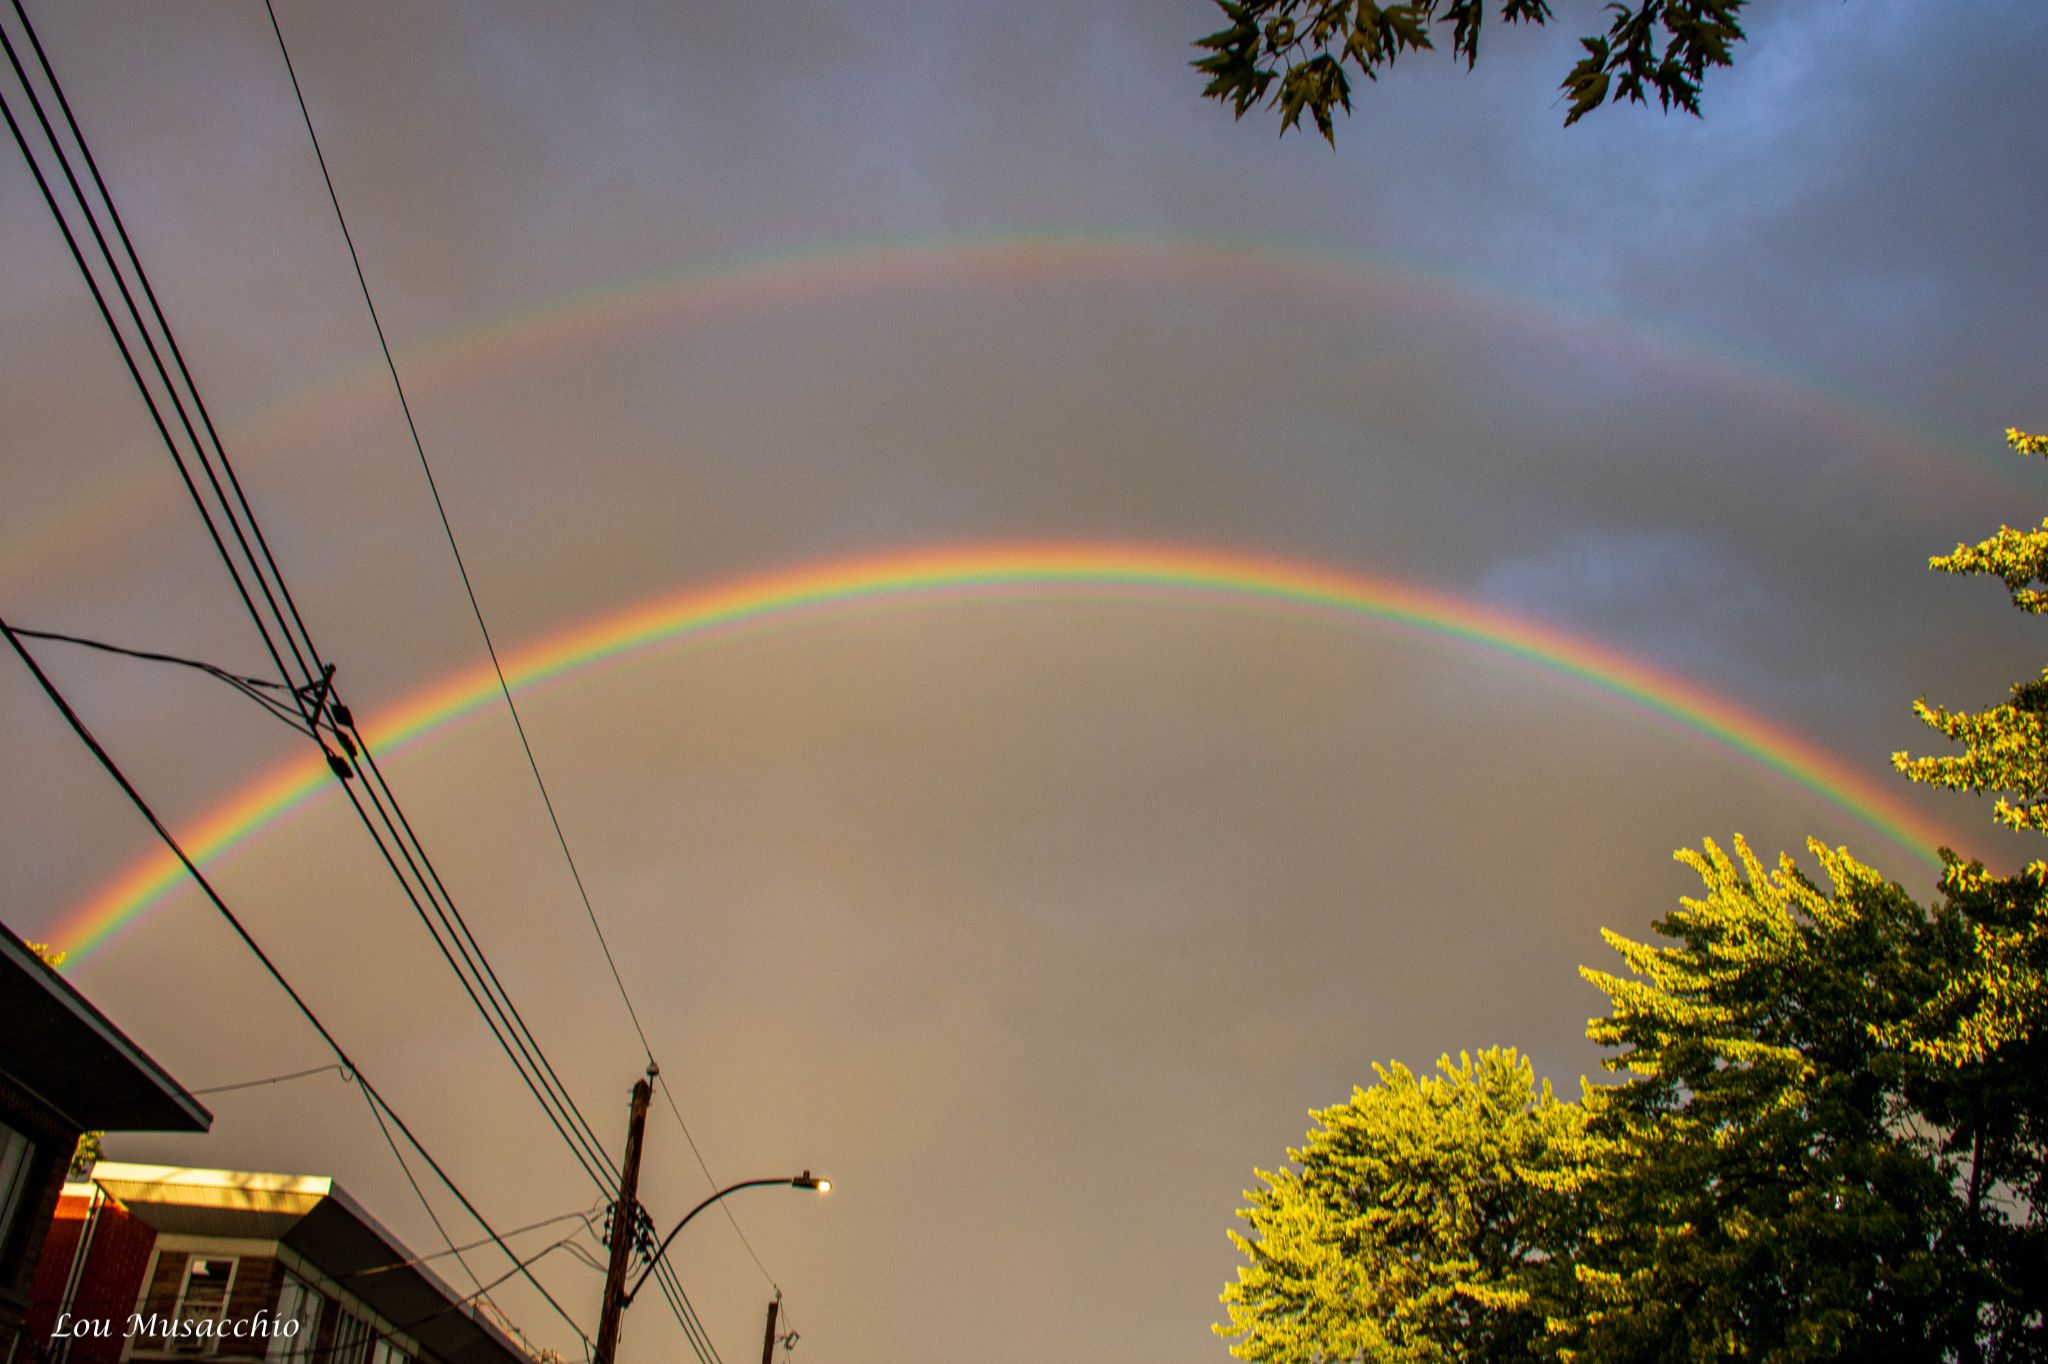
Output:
[3, 3, 2045, 1362]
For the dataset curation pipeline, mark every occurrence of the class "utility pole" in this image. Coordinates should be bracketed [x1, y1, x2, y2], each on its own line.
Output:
[758, 1297, 780, 1364]
[596, 1069, 654, 1364]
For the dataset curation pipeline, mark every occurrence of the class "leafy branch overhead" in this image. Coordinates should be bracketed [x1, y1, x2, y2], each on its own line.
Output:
[1192, 0, 1750, 142]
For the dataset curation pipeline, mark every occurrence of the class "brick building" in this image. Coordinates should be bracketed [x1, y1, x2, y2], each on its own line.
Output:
[21, 1166, 533, 1364]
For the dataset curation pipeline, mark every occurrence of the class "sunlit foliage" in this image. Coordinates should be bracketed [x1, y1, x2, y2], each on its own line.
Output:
[1221, 429, 2048, 1359]
[1217, 1049, 1586, 1362]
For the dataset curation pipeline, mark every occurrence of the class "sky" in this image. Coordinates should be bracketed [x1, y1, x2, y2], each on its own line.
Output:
[2, 2, 2044, 1361]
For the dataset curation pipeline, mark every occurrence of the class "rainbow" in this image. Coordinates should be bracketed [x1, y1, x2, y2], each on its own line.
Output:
[0, 231, 2002, 591]
[49, 542, 1963, 966]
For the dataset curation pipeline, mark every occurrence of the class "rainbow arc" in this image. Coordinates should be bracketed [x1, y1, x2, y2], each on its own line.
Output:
[1, 232, 1998, 593]
[50, 542, 1961, 965]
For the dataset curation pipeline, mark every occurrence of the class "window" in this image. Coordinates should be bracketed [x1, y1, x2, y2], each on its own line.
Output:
[369, 1339, 408, 1364]
[328, 1310, 372, 1364]
[268, 1273, 325, 1364]
[166, 1256, 237, 1354]
[0, 1120, 34, 1259]
[177, 1257, 237, 1322]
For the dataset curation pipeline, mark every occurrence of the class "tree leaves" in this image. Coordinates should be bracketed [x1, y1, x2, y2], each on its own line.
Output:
[1569, 838, 1963, 1359]
[1223, 428, 2048, 1358]
[1896, 431, 2048, 832]
[1217, 1049, 1586, 1362]
[1190, 0, 1748, 141]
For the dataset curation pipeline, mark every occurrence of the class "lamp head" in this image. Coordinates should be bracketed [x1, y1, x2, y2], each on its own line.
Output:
[793, 1171, 831, 1193]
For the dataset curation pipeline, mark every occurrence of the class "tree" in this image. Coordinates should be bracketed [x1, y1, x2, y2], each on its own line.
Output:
[1898, 431, 2048, 840]
[1193, 0, 1751, 142]
[1219, 430, 2048, 1360]
[1886, 426, 2048, 1351]
[1554, 429, 2048, 1360]
[1892, 429, 2048, 1065]
[1885, 856, 2048, 1358]
[1216, 1048, 1587, 1362]
[1570, 838, 1965, 1359]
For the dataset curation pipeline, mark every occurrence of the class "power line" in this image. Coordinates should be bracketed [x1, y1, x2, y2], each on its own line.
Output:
[650, 1258, 722, 1364]
[260, 0, 655, 1071]
[349, 1207, 604, 1280]
[14, 7, 792, 1354]
[189, 1062, 352, 1096]
[354, 1070, 490, 1306]
[0, 618, 587, 1356]
[3, 625, 344, 739]
[11, 639, 624, 1199]
[6, 0, 327, 693]
[334, 741, 622, 1193]
[0, 608, 631, 1196]
[3, 0, 621, 1203]
[655, 1074, 780, 1293]
[0, 14, 322, 711]
[3, 5, 646, 1353]
[261, 0, 786, 1305]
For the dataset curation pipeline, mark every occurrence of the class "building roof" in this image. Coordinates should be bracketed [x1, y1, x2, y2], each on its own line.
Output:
[0, 923, 211, 1134]
[82, 1165, 536, 1364]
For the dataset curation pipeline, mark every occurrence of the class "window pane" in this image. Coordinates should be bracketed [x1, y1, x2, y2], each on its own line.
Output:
[179, 1258, 236, 1321]
[0, 1121, 34, 1253]
[331, 1310, 372, 1364]
[268, 1273, 324, 1364]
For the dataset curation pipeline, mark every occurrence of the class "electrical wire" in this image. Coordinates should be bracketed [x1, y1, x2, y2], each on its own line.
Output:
[0, 618, 587, 1355]
[261, 0, 788, 1306]
[650, 1258, 722, 1364]
[6, 0, 328, 705]
[0, 22, 321, 715]
[7, 0, 331, 695]
[400, 1235, 601, 1335]
[12, 9, 785, 1358]
[189, 1062, 352, 1096]
[261, 0, 653, 1065]
[354, 1070, 490, 1304]
[656, 1073, 782, 1294]
[560, 1242, 608, 1275]
[5, 636, 622, 1199]
[349, 1206, 603, 1279]
[4, 0, 622, 1206]
[2, 626, 338, 737]
[329, 745, 622, 1193]
[3, 7, 642, 1354]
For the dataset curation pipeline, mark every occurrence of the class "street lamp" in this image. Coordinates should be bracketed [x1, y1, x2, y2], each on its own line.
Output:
[623, 1172, 832, 1307]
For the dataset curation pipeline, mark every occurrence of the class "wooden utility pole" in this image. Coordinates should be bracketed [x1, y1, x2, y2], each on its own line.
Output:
[595, 1072, 654, 1364]
[758, 1297, 780, 1364]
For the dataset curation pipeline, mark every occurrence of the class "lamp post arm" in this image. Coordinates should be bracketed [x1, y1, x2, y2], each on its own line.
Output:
[625, 1178, 800, 1306]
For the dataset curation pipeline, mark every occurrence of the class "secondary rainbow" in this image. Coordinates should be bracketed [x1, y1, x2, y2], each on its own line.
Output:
[49, 542, 1963, 965]
[1, 231, 2000, 592]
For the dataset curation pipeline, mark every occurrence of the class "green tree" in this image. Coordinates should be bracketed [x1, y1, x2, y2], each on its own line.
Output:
[1886, 427, 2048, 1353]
[1898, 430, 2048, 840]
[1570, 837, 1964, 1360]
[1193, 0, 1751, 142]
[1892, 430, 2048, 1062]
[1218, 429, 2048, 1359]
[1217, 1048, 1587, 1362]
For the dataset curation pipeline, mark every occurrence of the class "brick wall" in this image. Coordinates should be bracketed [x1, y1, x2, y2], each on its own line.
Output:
[19, 1192, 158, 1364]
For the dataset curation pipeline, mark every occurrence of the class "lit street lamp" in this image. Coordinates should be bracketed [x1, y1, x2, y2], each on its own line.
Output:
[623, 1172, 831, 1307]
